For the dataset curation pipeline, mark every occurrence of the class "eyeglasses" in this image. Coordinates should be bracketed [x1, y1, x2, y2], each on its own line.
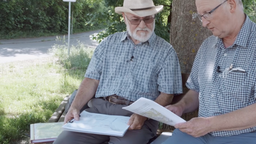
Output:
[194, 0, 227, 22]
[125, 15, 155, 25]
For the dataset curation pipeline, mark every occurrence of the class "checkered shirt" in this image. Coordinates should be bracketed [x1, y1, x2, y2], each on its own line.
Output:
[186, 16, 256, 136]
[85, 32, 183, 101]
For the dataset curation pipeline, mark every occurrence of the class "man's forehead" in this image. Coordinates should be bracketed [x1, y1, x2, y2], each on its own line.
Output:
[124, 12, 153, 18]
[196, 0, 220, 13]
[196, 0, 221, 4]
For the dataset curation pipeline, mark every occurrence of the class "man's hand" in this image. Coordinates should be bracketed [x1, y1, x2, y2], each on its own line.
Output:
[64, 107, 81, 123]
[128, 114, 147, 130]
[165, 104, 184, 117]
[175, 117, 213, 137]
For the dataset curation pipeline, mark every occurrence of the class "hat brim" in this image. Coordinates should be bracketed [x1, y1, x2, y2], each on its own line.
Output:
[115, 5, 163, 17]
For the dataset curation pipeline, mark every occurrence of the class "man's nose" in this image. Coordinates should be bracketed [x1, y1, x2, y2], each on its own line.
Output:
[138, 19, 147, 28]
[201, 17, 209, 27]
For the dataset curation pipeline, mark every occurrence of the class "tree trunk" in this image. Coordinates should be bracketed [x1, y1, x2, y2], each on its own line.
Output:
[170, 0, 211, 74]
[160, 0, 212, 131]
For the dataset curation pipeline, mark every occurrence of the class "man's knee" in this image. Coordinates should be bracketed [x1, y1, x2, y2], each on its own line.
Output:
[53, 131, 73, 144]
[54, 131, 108, 144]
[109, 125, 156, 144]
[162, 129, 206, 144]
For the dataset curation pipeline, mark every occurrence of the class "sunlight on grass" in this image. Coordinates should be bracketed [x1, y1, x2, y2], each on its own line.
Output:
[0, 43, 94, 143]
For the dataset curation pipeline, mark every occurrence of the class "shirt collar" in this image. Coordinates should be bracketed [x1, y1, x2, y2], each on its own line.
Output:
[120, 32, 128, 42]
[121, 31, 156, 46]
[216, 15, 251, 49]
[233, 15, 252, 48]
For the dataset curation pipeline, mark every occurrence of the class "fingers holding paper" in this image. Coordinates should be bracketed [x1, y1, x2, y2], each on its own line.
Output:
[64, 107, 80, 123]
[175, 117, 212, 137]
[128, 114, 147, 130]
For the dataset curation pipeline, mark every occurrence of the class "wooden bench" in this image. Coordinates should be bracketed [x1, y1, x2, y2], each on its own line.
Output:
[48, 95, 69, 123]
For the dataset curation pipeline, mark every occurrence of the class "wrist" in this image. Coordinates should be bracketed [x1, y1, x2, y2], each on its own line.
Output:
[207, 116, 217, 132]
[175, 101, 186, 114]
[134, 113, 148, 121]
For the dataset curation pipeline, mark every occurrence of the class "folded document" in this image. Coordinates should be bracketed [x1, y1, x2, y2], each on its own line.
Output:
[123, 97, 186, 126]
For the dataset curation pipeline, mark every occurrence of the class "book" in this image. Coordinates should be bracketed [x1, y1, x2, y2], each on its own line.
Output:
[62, 111, 130, 137]
[122, 97, 186, 126]
[30, 122, 63, 143]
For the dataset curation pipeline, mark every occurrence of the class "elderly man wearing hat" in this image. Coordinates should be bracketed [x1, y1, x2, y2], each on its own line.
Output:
[54, 0, 182, 144]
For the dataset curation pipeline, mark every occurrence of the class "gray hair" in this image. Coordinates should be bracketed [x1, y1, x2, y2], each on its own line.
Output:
[237, 0, 243, 5]
[236, 0, 244, 11]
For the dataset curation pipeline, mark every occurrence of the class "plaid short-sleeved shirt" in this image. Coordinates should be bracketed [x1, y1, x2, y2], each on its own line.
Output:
[85, 32, 183, 101]
[187, 16, 256, 136]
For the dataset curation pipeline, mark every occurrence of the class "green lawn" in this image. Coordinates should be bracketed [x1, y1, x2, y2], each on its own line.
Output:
[0, 44, 94, 143]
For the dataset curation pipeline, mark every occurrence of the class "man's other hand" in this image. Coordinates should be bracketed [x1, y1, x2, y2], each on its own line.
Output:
[64, 107, 80, 123]
[128, 114, 147, 130]
[175, 117, 213, 137]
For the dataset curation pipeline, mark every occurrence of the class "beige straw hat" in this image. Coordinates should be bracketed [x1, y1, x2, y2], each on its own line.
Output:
[115, 0, 163, 17]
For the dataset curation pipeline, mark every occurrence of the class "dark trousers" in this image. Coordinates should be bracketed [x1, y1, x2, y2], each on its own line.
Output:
[162, 129, 256, 144]
[54, 98, 158, 144]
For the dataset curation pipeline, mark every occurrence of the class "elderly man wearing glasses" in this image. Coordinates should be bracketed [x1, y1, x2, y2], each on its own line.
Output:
[163, 0, 256, 144]
[54, 0, 183, 144]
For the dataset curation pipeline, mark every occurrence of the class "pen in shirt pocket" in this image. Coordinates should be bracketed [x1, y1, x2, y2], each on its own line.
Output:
[229, 67, 246, 73]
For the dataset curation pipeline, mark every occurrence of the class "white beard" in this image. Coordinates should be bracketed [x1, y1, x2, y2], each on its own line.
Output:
[126, 20, 155, 43]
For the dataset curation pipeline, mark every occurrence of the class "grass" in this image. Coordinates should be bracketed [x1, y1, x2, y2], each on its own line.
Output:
[0, 42, 94, 144]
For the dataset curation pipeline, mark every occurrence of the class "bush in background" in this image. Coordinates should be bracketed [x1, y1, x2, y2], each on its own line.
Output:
[93, 0, 256, 42]
[0, 0, 106, 39]
[244, 0, 256, 22]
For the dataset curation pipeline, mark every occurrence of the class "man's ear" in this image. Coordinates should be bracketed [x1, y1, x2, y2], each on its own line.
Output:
[227, 0, 237, 13]
[122, 13, 127, 24]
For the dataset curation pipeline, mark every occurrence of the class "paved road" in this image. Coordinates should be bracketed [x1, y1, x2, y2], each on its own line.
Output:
[0, 30, 101, 63]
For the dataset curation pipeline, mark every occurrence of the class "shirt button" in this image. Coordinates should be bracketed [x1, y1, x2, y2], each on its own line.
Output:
[219, 74, 222, 77]
[224, 53, 227, 56]
[211, 94, 214, 98]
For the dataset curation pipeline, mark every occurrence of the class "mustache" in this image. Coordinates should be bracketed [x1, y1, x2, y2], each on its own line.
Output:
[135, 27, 151, 31]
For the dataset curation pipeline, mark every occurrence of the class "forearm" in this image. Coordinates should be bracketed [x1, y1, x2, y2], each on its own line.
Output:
[177, 89, 199, 113]
[210, 103, 256, 132]
[70, 77, 99, 110]
[155, 92, 174, 106]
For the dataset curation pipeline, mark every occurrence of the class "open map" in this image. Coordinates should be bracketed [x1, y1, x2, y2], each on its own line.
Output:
[62, 111, 130, 137]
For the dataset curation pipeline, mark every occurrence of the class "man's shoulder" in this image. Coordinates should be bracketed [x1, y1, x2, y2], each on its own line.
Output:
[249, 19, 256, 36]
[153, 35, 174, 51]
[247, 16, 256, 32]
[154, 35, 172, 45]
[193, 35, 218, 57]
[201, 35, 218, 47]
[104, 32, 126, 41]
[98, 32, 125, 45]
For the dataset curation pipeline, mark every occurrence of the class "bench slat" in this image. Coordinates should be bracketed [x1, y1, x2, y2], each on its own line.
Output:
[48, 96, 69, 122]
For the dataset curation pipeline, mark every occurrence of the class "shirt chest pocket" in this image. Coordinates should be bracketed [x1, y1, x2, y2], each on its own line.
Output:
[133, 61, 159, 83]
[221, 72, 249, 107]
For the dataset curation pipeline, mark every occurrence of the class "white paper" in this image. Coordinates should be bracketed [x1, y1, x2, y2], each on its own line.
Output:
[122, 97, 186, 126]
[62, 111, 130, 137]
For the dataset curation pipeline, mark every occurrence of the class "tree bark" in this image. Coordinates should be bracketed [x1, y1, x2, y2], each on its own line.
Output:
[170, 0, 211, 74]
